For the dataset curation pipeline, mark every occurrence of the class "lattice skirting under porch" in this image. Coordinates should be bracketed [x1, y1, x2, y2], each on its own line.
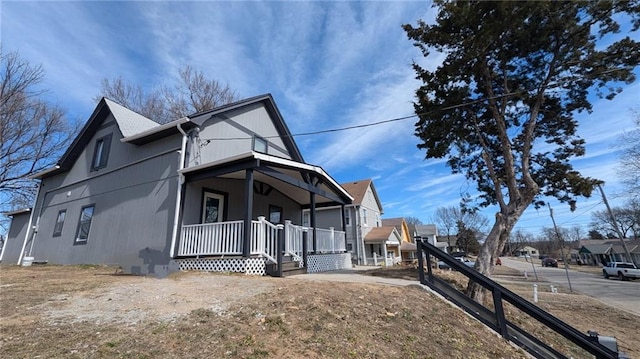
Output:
[307, 253, 352, 273]
[176, 257, 267, 276]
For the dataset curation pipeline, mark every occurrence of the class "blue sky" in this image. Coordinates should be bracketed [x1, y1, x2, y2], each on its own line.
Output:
[2, 1, 638, 238]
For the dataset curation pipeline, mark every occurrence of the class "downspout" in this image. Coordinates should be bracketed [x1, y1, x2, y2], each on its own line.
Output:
[169, 121, 189, 258]
[17, 181, 43, 265]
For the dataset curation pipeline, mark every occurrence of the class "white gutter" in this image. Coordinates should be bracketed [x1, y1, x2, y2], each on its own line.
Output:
[0, 209, 31, 262]
[17, 183, 42, 265]
[169, 120, 189, 258]
[121, 117, 190, 143]
[30, 165, 61, 179]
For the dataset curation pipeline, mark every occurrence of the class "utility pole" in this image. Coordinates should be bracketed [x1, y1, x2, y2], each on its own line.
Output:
[597, 184, 636, 266]
[548, 205, 573, 292]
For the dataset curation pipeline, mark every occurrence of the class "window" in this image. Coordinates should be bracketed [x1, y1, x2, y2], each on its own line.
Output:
[75, 205, 95, 244]
[269, 205, 283, 223]
[346, 243, 353, 252]
[345, 209, 351, 226]
[302, 212, 310, 227]
[53, 210, 66, 237]
[362, 208, 367, 224]
[253, 136, 268, 153]
[91, 134, 112, 170]
[202, 191, 226, 223]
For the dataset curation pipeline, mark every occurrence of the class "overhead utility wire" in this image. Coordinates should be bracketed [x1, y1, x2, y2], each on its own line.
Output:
[201, 66, 633, 142]
[201, 91, 520, 142]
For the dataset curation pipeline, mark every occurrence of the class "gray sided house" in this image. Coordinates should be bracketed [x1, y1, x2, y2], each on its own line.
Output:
[2, 94, 353, 276]
[306, 179, 400, 266]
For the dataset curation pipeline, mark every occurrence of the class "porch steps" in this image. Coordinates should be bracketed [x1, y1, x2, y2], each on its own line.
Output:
[266, 259, 307, 277]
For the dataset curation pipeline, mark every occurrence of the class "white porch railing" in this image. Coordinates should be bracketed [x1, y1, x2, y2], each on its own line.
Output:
[251, 217, 279, 263]
[178, 220, 244, 256]
[179, 219, 346, 262]
[314, 227, 346, 253]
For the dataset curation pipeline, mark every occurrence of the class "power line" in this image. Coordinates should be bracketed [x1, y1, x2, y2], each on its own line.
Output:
[201, 91, 520, 142]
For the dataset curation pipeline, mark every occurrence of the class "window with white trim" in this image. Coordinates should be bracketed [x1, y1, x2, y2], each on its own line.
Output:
[362, 208, 367, 224]
[345, 209, 351, 226]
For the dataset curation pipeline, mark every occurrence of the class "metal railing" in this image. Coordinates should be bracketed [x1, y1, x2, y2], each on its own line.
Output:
[416, 239, 619, 359]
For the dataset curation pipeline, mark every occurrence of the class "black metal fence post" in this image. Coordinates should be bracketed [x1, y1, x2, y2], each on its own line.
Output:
[492, 290, 509, 339]
[415, 236, 426, 284]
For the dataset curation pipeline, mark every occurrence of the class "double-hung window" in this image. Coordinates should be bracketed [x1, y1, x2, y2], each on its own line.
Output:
[91, 134, 112, 170]
[75, 205, 95, 244]
[53, 210, 66, 237]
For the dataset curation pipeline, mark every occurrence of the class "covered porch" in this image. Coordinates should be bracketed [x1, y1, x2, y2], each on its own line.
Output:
[171, 152, 353, 275]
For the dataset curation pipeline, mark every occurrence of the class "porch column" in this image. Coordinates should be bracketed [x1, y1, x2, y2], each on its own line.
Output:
[341, 204, 347, 252]
[383, 243, 388, 266]
[243, 168, 254, 258]
[310, 192, 317, 252]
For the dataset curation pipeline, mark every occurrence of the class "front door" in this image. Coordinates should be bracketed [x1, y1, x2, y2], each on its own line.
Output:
[202, 191, 225, 223]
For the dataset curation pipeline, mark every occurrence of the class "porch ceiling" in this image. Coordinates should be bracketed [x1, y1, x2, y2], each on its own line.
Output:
[180, 152, 353, 205]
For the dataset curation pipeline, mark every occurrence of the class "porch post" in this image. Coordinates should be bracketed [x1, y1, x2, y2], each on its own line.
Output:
[341, 204, 347, 252]
[310, 192, 317, 253]
[243, 168, 254, 258]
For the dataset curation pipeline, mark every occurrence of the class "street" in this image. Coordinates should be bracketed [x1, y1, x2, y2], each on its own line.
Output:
[500, 257, 640, 316]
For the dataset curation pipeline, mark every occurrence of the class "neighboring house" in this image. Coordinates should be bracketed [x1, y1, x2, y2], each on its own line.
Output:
[415, 224, 448, 253]
[1, 94, 354, 276]
[517, 246, 539, 258]
[306, 178, 390, 265]
[578, 239, 640, 266]
[436, 234, 457, 254]
[382, 218, 416, 263]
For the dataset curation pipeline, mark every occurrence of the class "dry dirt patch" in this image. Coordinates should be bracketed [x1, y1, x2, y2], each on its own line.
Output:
[1, 265, 529, 359]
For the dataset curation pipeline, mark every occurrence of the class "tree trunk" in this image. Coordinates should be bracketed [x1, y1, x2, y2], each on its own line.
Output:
[466, 203, 528, 303]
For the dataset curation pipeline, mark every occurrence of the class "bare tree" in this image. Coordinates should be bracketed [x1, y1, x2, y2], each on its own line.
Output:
[404, 216, 423, 226]
[433, 206, 456, 238]
[97, 66, 239, 124]
[590, 201, 640, 239]
[617, 109, 640, 198]
[0, 50, 73, 231]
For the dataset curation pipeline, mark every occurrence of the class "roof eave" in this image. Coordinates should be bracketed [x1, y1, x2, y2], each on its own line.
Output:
[121, 117, 192, 144]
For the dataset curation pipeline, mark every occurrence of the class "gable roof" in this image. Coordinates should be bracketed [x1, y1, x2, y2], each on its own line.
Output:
[381, 217, 404, 228]
[340, 179, 383, 212]
[34, 97, 161, 179]
[364, 226, 400, 244]
[104, 98, 158, 137]
[415, 224, 438, 237]
[33, 94, 301, 179]
[187, 93, 304, 163]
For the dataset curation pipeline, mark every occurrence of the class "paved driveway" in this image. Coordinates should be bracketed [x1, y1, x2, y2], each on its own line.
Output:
[500, 257, 640, 316]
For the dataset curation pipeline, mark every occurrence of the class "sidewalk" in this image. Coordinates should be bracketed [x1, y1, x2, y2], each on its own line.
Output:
[287, 266, 423, 287]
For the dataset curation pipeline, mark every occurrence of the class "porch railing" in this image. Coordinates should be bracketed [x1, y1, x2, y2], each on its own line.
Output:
[251, 217, 279, 263]
[179, 219, 346, 261]
[179, 220, 244, 256]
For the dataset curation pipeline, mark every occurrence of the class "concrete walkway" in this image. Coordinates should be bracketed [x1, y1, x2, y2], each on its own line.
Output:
[287, 266, 424, 287]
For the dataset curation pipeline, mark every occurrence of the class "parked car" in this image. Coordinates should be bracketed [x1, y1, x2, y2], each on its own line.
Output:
[438, 257, 475, 270]
[602, 262, 640, 281]
[542, 257, 558, 267]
